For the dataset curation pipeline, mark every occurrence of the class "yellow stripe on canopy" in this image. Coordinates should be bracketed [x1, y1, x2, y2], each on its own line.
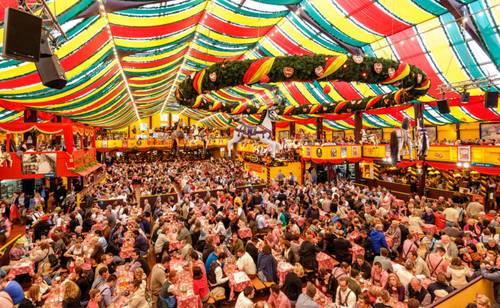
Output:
[115, 27, 195, 48]
[108, 2, 205, 26]
[418, 19, 470, 84]
[197, 26, 261, 44]
[378, 0, 435, 24]
[211, 4, 282, 27]
[123, 44, 188, 62]
[278, 23, 343, 55]
[310, 0, 381, 43]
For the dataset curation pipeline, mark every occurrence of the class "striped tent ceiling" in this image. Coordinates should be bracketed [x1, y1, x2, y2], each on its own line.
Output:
[0, 0, 498, 128]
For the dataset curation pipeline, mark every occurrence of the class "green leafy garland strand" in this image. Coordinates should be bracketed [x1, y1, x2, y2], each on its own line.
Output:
[175, 54, 430, 116]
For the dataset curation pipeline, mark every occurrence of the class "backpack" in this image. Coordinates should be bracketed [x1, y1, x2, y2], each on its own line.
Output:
[157, 295, 176, 308]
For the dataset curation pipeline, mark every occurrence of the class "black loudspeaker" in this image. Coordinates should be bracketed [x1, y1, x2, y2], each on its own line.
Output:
[24, 108, 37, 122]
[2, 8, 42, 62]
[437, 99, 450, 114]
[35, 54, 67, 89]
[485, 92, 498, 108]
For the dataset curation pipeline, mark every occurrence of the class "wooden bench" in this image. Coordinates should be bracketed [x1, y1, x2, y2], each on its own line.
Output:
[251, 277, 266, 291]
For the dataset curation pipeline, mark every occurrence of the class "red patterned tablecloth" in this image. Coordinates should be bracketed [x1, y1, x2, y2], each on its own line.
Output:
[10, 260, 34, 276]
[169, 259, 201, 308]
[91, 223, 106, 232]
[238, 227, 252, 239]
[316, 252, 335, 271]
[277, 262, 294, 286]
[225, 263, 251, 293]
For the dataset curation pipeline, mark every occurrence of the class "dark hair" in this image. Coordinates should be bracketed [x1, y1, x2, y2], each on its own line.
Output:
[193, 266, 203, 280]
[262, 245, 272, 255]
[98, 267, 108, 276]
[106, 274, 117, 283]
[190, 251, 199, 261]
[243, 286, 254, 296]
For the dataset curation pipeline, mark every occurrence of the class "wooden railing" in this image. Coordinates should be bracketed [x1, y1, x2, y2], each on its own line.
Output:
[430, 276, 495, 308]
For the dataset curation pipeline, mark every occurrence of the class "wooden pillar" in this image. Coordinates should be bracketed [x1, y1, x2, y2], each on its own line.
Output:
[456, 123, 460, 141]
[316, 117, 323, 141]
[414, 102, 427, 196]
[290, 121, 295, 138]
[354, 111, 363, 180]
[169, 112, 172, 128]
[354, 111, 362, 143]
[272, 121, 276, 140]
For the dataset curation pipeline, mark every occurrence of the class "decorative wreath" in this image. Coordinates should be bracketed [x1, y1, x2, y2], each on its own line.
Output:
[175, 54, 430, 116]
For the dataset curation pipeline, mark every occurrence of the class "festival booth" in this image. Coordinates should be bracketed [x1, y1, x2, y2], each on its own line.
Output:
[361, 144, 499, 200]
[0, 123, 101, 180]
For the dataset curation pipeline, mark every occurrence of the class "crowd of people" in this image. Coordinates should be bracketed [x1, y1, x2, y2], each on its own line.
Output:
[0, 156, 498, 308]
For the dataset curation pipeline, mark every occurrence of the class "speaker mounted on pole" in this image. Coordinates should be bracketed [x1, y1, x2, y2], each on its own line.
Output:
[485, 92, 498, 108]
[35, 30, 67, 89]
[437, 99, 450, 114]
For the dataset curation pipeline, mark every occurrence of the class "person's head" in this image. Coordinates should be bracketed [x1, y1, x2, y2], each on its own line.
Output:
[243, 286, 255, 299]
[410, 278, 421, 291]
[28, 284, 40, 301]
[133, 267, 144, 281]
[89, 288, 101, 302]
[451, 257, 463, 267]
[169, 271, 178, 284]
[236, 248, 245, 258]
[106, 274, 117, 286]
[338, 276, 349, 290]
[436, 272, 448, 284]
[476, 294, 491, 308]
[407, 298, 420, 308]
[262, 245, 272, 255]
[98, 267, 109, 279]
[305, 282, 316, 298]
[101, 254, 113, 265]
[270, 283, 280, 295]
[356, 255, 365, 265]
[63, 281, 80, 300]
[373, 262, 382, 272]
[380, 290, 390, 303]
[193, 266, 203, 280]
[441, 235, 450, 244]
[293, 263, 304, 278]
[380, 247, 389, 257]
[387, 273, 401, 287]
[436, 246, 446, 256]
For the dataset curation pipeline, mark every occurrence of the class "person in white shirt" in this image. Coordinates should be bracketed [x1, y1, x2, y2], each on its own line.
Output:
[443, 205, 459, 227]
[235, 286, 255, 308]
[335, 277, 356, 308]
[395, 260, 416, 288]
[236, 248, 257, 278]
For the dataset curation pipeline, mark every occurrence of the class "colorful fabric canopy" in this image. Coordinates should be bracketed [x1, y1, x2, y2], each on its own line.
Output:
[0, 0, 498, 128]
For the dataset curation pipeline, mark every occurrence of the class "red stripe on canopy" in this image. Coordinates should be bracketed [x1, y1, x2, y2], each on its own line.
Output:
[204, 14, 273, 37]
[336, 0, 409, 35]
[110, 13, 203, 38]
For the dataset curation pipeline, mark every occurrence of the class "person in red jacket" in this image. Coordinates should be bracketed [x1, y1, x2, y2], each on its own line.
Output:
[434, 209, 446, 231]
[192, 266, 209, 303]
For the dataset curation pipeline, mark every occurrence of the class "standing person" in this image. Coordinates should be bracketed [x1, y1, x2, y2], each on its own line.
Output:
[370, 224, 388, 256]
[334, 277, 356, 308]
[149, 256, 169, 308]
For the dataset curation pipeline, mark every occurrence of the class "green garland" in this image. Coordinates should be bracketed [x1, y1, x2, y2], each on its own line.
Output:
[175, 54, 430, 116]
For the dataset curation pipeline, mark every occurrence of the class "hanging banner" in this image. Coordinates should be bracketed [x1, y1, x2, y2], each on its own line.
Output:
[457, 146, 471, 162]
